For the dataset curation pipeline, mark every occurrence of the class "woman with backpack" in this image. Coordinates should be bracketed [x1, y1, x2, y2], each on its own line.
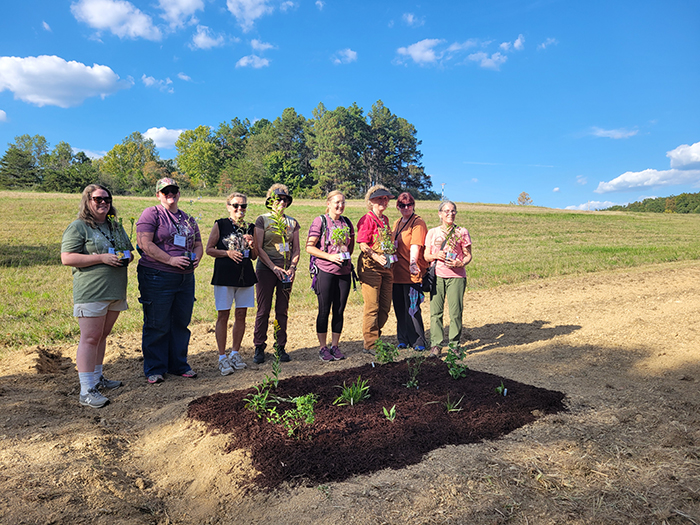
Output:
[306, 190, 355, 361]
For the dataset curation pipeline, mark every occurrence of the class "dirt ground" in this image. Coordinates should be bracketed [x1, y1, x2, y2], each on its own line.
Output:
[1, 260, 699, 525]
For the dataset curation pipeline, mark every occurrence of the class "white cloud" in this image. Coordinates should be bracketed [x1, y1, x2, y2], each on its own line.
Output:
[668, 142, 700, 169]
[576, 175, 587, 185]
[77, 148, 107, 159]
[71, 0, 163, 40]
[280, 1, 296, 12]
[468, 51, 507, 70]
[0, 55, 130, 108]
[402, 13, 424, 27]
[158, 0, 203, 28]
[499, 42, 511, 52]
[447, 40, 477, 53]
[397, 39, 445, 64]
[143, 126, 184, 149]
[553, 187, 560, 192]
[513, 34, 525, 50]
[591, 126, 638, 139]
[190, 25, 225, 49]
[235, 54, 269, 68]
[565, 201, 619, 211]
[177, 72, 192, 81]
[0, 109, 6, 122]
[226, 0, 273, 32]
[595, 141, 700, 193]
[141, 74, 173, 93]
[42, 21, 52, 32]
[251, 39, 274, 52]
[538, 37, 558, 50]
[315, 0, 324, 9]
[332, 48, 357, 65]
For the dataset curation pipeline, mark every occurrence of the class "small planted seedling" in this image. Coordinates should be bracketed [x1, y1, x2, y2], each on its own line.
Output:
[444, 394, 464, 413]
[383, 405, 397, 421]
[244, 382, 278, 418]
[333, 376, 370, 406]
[445, 343, 469, 379]
[374, 339, 399, 364]
[403, 353, 426, 389]
[495, 381, 507, 396]
[267, 393, 318, 438]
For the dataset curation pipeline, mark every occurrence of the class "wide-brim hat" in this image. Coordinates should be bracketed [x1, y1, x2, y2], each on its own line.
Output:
[265, 188, 293, 209]
[156, 177, 179, 193]
[368, 187, 394, 200]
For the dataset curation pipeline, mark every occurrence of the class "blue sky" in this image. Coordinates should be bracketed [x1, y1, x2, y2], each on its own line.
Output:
[0, 0, 698, 209]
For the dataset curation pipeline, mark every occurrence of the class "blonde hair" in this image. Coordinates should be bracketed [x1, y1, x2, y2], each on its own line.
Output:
[226, 192, 246, 205]
[326, 190, 345, 210]
[364, 184, 390, 210]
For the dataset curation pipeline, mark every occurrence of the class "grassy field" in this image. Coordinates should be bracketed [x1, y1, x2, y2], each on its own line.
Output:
[1, 190, 699, 349]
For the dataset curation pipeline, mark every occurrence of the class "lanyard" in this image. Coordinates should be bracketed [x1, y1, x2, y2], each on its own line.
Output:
[393, 213, 415, 241]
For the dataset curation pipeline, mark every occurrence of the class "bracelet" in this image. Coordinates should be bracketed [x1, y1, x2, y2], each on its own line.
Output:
[290, 264, 297, 270]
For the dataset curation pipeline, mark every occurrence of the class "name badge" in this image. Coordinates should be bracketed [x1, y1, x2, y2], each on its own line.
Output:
[277, 242, 289, 252]
[174, 234, 187, 247]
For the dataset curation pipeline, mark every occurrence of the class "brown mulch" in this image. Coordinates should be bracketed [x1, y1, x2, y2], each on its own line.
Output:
[187, 358, 566, 488]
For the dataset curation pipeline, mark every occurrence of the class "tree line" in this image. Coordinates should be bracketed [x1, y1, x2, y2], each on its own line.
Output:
[0, 100, 438, 200]
[604, 192, 700, 214]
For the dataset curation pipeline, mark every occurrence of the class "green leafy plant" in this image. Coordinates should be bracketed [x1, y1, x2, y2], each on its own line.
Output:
[403, 353, 426, 389]
[445, 343, 469, 379]
[374, 339, 399, 364]
[244, 382, 278, 418]
[330, 225, 350, 247]
[269, 193, 291, 273]
[495, 381, 507, 396]
[333, 376, 370, 406]
[383, 404, 397, 421]
[444, 394, 464, 413]
[267, 393, 318, 437]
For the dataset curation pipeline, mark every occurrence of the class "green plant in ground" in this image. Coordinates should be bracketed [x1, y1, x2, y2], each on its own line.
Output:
[244, 382, 278, 418]
[403, 353, 426, 389]
[267, 393, 318, 438]
[267, 337, 282, 388]
[374, 339, 399, 364]
[383, 405, 397, 421]
[444, 394, 464, 413]
[495, 381, 507, 396]
[318, 484, 331, 500]
[333, 376, 370, 406]
[445, 343, 469, 379]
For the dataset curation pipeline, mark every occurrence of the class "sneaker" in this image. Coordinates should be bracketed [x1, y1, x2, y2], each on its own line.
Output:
[397, 343, 408, 350]
[181, 369, 197, 378]
[253, 345, 265, 364]
[96, 375, 123, 390]
[362, 348, 375, 356]
[229, 352, 247, 370]
[319, 346, 334, 362]
[330, 345, 345, 360]
[276, 347, 291, 362]
[79, 388, 109, 408]
[218, 357, 234, 376]
[413, 345, 426, 352]
[429, 346, 442, 358]
[147, 374, 164, 384]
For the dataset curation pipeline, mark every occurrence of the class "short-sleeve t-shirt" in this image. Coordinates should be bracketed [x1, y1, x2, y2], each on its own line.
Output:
[424, 226, 472, 279]
[308, 215, 355, 276]
[392, 214, 428, 284]
[356, 212, 390, 251]
[61, 219, 131, 304]
[254, 213, 300, 268]
[136, 205, 202, 274]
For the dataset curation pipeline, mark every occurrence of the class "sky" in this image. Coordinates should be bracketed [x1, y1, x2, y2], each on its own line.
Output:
[0, 0, 699, 210]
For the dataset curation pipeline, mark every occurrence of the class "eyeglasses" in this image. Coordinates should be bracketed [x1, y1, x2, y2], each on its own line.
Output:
[397, 203, 414, 209]
[228, 203, 248, 210]
[441, 210, 457, 215]
[92, 196, 112, 204]
[160, 187, 178, 196]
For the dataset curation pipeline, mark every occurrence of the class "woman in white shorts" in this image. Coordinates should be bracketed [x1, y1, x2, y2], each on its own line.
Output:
[61, 184, 133, 408]
[206, 192, 258, 375]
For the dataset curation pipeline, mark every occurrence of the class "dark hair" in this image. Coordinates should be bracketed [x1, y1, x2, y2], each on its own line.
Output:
[78, 184, 117, 228]
[396, 192, 415, 206]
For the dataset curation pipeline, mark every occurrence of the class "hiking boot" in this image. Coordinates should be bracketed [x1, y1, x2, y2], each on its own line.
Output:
[253, 345, 266, 364]
[96, 375, 123, 390]
[362, 348, 375, 356]
[276, 347, 291, 362]
[147, 374, 164, 384]
[319, 346, 334, 362]
[229, 352, 247, 370]
[218, 357, 234, 376]
[330, 345, 345, 360]
[79, 388, 109, 408]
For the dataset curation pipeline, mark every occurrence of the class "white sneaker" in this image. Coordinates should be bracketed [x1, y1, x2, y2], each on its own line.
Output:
[218, 357, 234, 376]
[229, 352, 247, 370]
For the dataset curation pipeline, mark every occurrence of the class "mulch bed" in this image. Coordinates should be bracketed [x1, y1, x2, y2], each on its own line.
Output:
[187, 359, 566, 488]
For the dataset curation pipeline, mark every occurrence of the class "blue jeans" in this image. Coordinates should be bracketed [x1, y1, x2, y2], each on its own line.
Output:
[137, 265, 195, 377]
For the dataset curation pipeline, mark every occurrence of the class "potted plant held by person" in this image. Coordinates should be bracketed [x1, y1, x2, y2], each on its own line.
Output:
[107, 215, 133, 266]
[376, 223, 397, 268]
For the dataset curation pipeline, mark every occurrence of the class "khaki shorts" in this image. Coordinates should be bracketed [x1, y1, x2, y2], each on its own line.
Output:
[74, 299, 128, 318]
[213, 285, 255, 311]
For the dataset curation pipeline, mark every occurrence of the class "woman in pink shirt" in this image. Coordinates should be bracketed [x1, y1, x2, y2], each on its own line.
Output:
[423, 200, 472, 357]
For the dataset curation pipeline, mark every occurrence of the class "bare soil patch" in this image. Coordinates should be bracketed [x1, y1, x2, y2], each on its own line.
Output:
[1, 260, 699, 524]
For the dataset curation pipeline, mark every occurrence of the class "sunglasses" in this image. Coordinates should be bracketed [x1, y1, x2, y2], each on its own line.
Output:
[228, 203, 248, 210]
[160, 187, 179, 196]
[397, 202, 414, 209]
[92, 196, 112, 204]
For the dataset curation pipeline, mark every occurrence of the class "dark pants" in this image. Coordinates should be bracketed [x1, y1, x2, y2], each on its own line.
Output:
[315, 269, 351, 334]
[137, 265, 195, 377]
[253, 263, 292, 349]
[393, 283, 427, 348]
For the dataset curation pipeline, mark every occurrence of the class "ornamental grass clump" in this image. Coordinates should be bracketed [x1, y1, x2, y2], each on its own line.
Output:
[333, 376, 370, 406]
